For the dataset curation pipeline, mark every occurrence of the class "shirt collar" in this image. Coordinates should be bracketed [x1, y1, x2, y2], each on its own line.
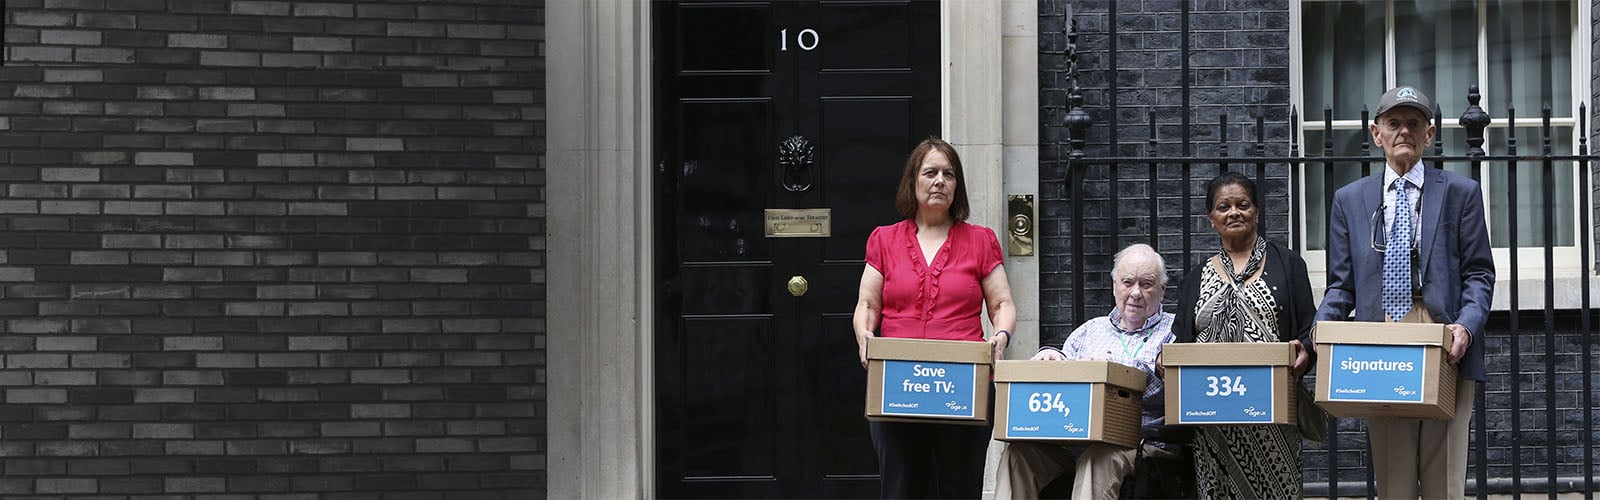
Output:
[1383, 160, 1426, 191]
[1107, 307, 1165, 335]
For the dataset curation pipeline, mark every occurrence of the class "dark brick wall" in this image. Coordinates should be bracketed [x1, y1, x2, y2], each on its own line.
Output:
[1477, 312, 1596, 482]
[1044, 0, 1599, 492]
[1039, 0, 1292, 337]
[2, 1, 545, 498]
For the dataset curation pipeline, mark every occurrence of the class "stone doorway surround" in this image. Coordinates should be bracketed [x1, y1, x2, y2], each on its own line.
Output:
[547, 1, 1037, 497]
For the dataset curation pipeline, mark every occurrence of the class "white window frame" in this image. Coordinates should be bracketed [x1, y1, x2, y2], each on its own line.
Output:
[1291, 0, 1597, 309]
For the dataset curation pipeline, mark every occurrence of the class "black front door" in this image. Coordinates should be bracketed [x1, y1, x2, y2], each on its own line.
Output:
[652, 1, 940, 497]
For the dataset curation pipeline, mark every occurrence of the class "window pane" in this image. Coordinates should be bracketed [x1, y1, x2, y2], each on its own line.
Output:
[1303, 129, 1382, 250]
[1487, 0, 1573, 118]
[1299, 0, 1580, 253]
[1302, 1, 1383, 120]
[1485, 126, 1576, 247]
[1434, 128, 1476, 178]
[1394, 1, 1478, 116]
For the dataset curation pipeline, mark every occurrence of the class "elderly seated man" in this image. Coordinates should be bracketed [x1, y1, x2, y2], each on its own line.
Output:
[994, 243, 1178, 499]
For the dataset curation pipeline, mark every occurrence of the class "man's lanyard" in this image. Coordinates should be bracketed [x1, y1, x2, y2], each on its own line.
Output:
[1117, 328, 1151, 361]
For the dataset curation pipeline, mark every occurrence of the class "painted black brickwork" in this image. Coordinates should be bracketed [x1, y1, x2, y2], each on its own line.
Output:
[1044, 0, 1599, 492]
[2, 1, 546, 497]
[1039, 1, 1292, 337]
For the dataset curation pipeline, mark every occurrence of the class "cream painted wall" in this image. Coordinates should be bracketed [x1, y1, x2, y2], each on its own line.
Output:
[547, 1, 1037, 497]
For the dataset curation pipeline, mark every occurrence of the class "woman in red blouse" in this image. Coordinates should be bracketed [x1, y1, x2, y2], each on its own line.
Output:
[853, 137, 1016, 499]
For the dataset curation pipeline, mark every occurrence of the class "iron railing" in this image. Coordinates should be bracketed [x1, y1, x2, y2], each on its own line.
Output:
[1054, 15, 1597, 499]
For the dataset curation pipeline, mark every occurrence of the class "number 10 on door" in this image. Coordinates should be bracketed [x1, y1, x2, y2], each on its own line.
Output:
[779, 28, 820, 51]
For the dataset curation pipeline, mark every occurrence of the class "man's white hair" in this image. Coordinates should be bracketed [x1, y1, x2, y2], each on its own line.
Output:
[1110, 243, 1168, 286]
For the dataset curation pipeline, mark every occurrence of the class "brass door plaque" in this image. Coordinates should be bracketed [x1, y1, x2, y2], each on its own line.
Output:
[765, 208, 831, 237]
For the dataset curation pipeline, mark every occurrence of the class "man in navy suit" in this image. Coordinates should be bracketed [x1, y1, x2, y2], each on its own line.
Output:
[1315, 85, 1496, 499]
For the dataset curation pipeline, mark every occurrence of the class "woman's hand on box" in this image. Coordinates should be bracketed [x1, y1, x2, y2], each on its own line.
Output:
[988, 330, 1009, 361]
[856, 333, 872, 369]
[1290, 340, 1310, 377]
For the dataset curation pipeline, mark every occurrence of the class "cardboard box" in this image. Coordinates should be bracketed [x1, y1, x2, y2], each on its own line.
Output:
[1163, 342, 1296, 426]
[865, 337, 992, 425]
[1314, 321, 1456, 420]
[991, 360, 1146, 447]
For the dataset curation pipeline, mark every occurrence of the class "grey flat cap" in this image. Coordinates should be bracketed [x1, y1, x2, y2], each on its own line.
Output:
[1375, 86, 1433, 120]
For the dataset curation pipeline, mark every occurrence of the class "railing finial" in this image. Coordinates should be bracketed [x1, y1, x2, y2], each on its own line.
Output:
[1359, 105, 1370, 155]
[1218, 114, 1228, 157]
[1066, 92, 1091, 159]
[1460, 84, 1491, 157]
[1255, 115, 1266, 157]
[1064, 18, 1091, 159]
[1323, 105, 1335, 155]
[1289, 106, 1300, 157]
[1580, 102, 1588, 156]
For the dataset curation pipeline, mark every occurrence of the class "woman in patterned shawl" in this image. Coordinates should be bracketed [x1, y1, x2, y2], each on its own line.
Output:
[1170, 171, 1318, 498]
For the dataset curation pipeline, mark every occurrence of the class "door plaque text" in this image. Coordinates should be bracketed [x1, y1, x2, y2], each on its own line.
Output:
[764, 208, 831, 237]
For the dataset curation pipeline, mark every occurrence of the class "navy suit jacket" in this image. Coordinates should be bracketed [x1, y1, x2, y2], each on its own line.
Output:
[1314, 165, 1496, 381]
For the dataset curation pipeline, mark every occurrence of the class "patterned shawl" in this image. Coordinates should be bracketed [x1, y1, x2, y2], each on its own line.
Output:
[1193, 236, 1279, 343]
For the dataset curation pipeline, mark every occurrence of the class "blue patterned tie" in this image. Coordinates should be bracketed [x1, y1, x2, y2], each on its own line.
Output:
[1383, 178, 1413, 321]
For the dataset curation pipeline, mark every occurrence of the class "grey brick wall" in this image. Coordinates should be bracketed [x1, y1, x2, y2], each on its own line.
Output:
[2, 1, 546, 498]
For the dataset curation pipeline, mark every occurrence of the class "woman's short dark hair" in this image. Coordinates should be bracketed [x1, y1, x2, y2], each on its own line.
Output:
[1204, 171, 1260, 212]
[895, 137, 970, 221]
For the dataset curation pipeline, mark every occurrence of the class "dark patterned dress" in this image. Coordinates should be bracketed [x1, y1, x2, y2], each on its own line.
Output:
[1188, 237, 1304, 499]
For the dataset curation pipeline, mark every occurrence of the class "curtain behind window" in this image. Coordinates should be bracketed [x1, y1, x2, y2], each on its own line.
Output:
[1299, 0, 1577, 251]
[1302, 1, 1382, 121]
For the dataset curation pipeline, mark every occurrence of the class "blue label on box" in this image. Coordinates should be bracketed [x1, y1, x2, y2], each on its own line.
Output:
[1326, 344, 1426, 402]
[880, 360, 977, 418]
[1178, 366, 1275, 424]
[1002, 382, 1093, 439]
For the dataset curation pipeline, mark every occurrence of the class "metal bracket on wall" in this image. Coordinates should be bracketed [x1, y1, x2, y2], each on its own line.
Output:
[1007, 194, 1034, 256]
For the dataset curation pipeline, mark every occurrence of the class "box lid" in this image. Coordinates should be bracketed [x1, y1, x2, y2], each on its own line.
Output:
[1314, 321, 1450, 346]
[994, 360, 1147, 390]
[1162, 342, 1293, 366]
[867, 337, 992, 364]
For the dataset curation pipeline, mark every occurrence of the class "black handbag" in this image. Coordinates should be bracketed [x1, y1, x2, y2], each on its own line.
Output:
[1296, 380, 1329, 443]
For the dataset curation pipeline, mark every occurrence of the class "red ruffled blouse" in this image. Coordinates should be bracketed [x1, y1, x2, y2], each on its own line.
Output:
[865, 219, 1004, 341]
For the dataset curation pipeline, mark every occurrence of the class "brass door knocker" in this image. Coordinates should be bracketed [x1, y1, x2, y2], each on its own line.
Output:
[778, 135, 815, 193]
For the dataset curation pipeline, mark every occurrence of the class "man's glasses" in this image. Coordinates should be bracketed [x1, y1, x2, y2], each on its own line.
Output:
[1370, 183, 1422, 253]
[1370, 204, 1389, 253]
[1371, 201, 1424, 294]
